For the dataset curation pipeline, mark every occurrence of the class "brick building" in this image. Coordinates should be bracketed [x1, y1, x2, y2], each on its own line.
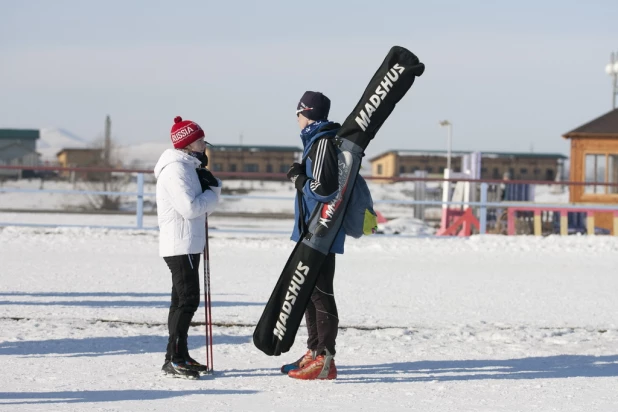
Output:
[56, 148, 103, 179]
[369, 150, 566, 181]
[206, 145, 302, 174]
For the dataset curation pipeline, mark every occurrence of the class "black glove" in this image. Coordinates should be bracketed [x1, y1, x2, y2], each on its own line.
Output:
[195, 151, 208, 168]
[196, 168, 218, 192]
[287, 162, 308, 191]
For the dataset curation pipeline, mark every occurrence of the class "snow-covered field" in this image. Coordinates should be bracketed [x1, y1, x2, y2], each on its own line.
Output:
[1, 227, 617, 411]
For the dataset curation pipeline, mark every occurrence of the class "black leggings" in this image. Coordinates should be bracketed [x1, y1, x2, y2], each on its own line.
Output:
[304, 253, 339, 355]
[163, 254, 201, 362]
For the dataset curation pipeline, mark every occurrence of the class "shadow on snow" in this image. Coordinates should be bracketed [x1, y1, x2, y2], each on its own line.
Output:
[0, 291, 261, 309]
[333, 356, 618, 383]
[0, 389, 257, 405]
[0, 334, 252, 357]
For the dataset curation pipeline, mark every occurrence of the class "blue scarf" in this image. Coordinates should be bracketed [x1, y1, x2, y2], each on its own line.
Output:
[300, 120, 329, 148]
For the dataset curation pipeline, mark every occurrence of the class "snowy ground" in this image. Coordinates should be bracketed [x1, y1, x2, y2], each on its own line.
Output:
[0, 212, 294, 234]
[1, 227, 617, 411]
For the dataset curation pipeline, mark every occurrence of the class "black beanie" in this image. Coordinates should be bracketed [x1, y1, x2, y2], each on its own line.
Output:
[296, 91, 330, 121]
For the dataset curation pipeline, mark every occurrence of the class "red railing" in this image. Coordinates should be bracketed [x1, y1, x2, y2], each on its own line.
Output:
[507, 206, 618, 236]
[2, 164, 618, 188]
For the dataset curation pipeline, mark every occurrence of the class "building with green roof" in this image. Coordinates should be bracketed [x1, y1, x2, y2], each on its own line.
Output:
[0, 129, 41, 177]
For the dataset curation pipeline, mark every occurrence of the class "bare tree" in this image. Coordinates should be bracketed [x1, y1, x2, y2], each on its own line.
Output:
[81, 115, 127, 211]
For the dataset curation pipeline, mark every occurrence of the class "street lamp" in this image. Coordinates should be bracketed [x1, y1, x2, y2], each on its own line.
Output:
[439, 120, 452, 171]
[606, 52, 618, 109]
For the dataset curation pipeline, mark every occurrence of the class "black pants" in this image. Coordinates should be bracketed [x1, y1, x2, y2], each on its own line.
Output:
[305, 253, 338, 355]
[163, 254, 201, 362]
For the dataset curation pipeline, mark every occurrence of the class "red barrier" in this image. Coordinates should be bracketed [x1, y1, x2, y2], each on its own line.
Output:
[436, 208, 479, 236]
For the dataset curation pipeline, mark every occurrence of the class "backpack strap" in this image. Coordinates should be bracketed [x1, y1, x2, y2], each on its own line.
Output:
[296, 189, 308, 236]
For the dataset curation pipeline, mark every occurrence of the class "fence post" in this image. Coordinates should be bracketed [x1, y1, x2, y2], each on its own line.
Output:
[440, 169, 451, 231]
[479, 183, 488, 234]
[533, 209, 542, 236]
[560, 210, 568, 236]
[586, 211, 595, 236]
[136, 173, 144, 230]
[413, 170, 427, 220]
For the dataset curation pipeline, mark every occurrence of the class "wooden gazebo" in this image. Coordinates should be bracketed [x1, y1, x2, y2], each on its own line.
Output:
[563, 108, 618, 232]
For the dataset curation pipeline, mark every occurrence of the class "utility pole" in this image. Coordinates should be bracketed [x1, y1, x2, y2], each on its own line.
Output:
[439, 120, 452, 171]
[104, 115, 111, 167]
[239, 132, 244, 173]
[101, 115, 113, 204]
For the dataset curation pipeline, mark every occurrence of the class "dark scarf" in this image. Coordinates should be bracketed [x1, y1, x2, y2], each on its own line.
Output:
[187, 151, 208, 168]
[299, 120, 329, 148]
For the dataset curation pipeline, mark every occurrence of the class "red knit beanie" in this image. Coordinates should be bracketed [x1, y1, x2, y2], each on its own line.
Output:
[170, 116, 205, 149]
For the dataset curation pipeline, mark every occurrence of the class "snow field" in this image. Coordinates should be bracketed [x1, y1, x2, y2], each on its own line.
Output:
[1, 228, 617, 411]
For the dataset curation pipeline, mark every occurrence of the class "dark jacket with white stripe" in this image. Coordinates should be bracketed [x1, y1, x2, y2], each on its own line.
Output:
[291, 121, 346, 254]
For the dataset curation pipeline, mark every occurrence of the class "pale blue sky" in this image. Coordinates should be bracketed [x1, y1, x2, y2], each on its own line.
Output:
[1, 0, 617, 158]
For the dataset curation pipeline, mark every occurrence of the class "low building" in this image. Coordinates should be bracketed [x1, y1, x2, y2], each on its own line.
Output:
[205, 145, 302, 175]
[0, 129, 40, 178]
[563, 108, 618, 233]
[369, 150, 566, 181]
[56, 148, 103, 179]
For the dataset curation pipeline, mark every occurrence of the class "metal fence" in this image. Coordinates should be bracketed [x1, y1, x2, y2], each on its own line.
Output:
[1, 165, 618, 235]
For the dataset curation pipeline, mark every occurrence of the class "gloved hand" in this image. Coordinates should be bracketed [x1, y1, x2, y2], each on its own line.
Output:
[287, 162, 308, 191]
[195, 151, 208, 168]
[196, 168, 218, 192]
[190, 151, 208, 168]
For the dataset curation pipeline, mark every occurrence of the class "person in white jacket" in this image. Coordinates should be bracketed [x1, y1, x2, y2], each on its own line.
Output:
[154, 116, 221, 379]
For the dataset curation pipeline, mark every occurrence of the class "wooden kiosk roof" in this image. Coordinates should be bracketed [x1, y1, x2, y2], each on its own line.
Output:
[563, 109, 618, 138]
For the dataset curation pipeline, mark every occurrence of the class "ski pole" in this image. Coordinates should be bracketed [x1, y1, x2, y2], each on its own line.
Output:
[203, 216, 214, 372]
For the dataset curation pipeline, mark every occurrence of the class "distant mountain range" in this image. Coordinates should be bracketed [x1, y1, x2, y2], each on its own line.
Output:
[38, 128, 92, 161]
[36, 128, 167, 167]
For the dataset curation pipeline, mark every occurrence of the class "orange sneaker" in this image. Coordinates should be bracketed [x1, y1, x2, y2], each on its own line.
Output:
[280, 349, 315, 374]
[288, 351, 337, 380]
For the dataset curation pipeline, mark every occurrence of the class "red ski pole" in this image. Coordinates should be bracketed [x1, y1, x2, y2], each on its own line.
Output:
[203, 217, 214, 373]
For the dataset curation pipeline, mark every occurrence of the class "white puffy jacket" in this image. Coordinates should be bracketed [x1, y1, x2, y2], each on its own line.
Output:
[154, 149, 221, 257]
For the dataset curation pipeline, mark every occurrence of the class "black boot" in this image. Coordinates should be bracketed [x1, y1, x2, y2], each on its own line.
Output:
[184, 355, 210, 374]
[161, 360, 199, 380]
[161, 335, 199, 379]
[165, 336, 173, 363]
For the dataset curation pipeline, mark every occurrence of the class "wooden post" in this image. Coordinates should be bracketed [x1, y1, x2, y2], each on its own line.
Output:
[534, 209, 542, 236]
[586, 211, 595, 236]
[560, 210, 568, 236]
[614, 212, 618, 236]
